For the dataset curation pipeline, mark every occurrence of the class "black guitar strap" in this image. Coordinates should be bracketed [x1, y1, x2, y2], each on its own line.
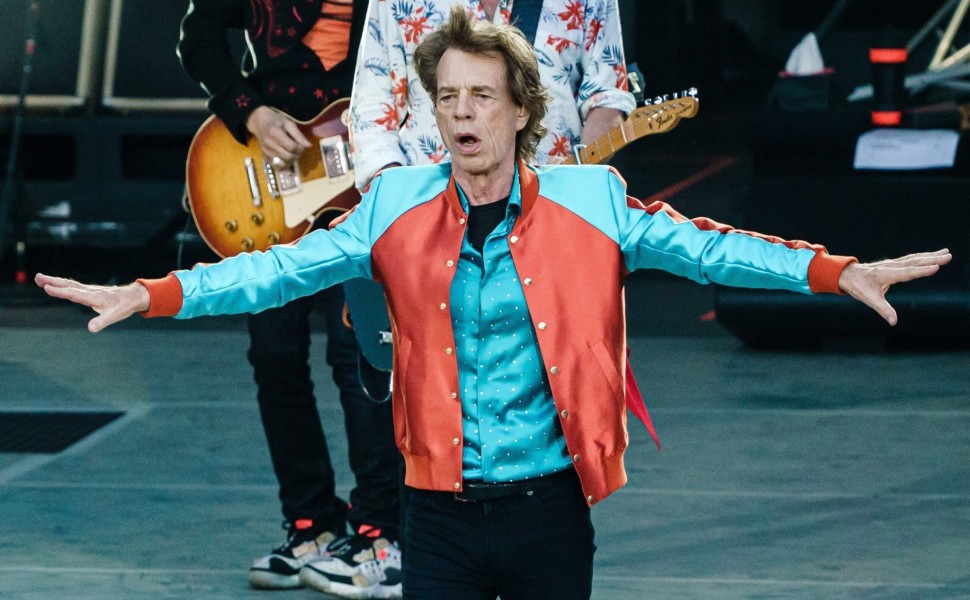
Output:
[510, 0, 543, 45]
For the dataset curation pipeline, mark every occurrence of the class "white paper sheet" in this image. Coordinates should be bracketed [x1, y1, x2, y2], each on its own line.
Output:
[854, 128, 960, 170]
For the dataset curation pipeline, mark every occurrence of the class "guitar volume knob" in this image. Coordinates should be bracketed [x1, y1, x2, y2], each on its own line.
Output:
[251, 212, 265, 226]
[240, 237, 254, 251]
[267, 231, 281, 244]
[225, 219, 238, 233]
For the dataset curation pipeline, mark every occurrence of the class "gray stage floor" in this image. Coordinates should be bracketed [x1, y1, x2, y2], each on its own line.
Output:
[1, 293, 968, 600]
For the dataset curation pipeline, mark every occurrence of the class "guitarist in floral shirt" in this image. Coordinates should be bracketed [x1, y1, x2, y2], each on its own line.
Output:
[349, 0, 636, 190]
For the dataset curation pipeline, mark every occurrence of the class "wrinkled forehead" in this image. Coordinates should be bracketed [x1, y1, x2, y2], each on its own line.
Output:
[436, 48, 509, 93]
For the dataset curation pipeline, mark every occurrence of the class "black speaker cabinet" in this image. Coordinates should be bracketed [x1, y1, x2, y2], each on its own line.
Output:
[101, 0, 246, 113]
[0, 0, 105, 111]
[715, 108, 970, 350]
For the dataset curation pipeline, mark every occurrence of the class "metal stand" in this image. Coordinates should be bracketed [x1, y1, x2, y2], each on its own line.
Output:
[0, 1, 39, 274]
[0, 1, 49, 304]
[848, 0, 970, 101]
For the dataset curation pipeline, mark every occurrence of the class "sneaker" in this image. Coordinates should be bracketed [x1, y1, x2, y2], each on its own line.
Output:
[248, 519, 338, 589]
[299, 525, 402, 599]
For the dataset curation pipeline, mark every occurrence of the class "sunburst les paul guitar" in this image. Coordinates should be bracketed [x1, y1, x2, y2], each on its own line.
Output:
[186, 98, 358, 258]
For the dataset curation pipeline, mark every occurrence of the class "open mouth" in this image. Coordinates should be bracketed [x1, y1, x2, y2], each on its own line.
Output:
[455, 133, 481, 153]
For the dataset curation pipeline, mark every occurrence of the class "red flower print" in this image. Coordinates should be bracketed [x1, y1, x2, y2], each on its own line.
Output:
[401, 7, 431, 44]
[613, 64, 628, 89]
[391, 72, 408, 109]
[584, 18, 603, 51]
[549, 134, 570, 157]
[557, 1, 584, 30]
[547, 35, 578, 53]
[376, 103, 400, 131]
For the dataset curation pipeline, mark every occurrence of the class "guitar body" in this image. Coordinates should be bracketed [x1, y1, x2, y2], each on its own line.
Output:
[344, 277, 394, 373]
[186, 99, 359, 258]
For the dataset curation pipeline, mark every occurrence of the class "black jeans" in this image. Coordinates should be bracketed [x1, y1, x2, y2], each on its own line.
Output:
[403, 469, 596, 599]
[247, 283, 400, 538]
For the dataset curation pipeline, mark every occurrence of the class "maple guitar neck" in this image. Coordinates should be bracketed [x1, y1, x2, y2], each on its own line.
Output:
[563, 88, 699, 166]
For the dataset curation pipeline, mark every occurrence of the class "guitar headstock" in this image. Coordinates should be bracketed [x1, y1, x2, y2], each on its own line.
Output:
[643, 88, 699, 116]
[564, 86, 700, 165]
[628, 88, 699, 135]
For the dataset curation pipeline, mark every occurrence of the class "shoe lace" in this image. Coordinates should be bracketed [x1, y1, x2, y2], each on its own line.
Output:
[326, 524, 398, 564]
[325, 533, 368, 558]
[275, 519, 323, 553]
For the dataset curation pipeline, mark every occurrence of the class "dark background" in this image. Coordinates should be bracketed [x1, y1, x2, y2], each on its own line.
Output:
[1, 0, 968, 346]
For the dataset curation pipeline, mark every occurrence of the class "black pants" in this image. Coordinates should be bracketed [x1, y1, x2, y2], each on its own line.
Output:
[247, 283, 400, 538]
[403, 469, 595, 599]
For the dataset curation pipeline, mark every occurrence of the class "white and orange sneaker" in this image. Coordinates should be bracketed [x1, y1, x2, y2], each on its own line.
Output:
[300, 525, 402, 599]
[248, 519, 338, 589]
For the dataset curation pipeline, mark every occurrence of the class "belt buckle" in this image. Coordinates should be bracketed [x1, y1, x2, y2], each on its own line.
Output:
[453, 491, 477, 503]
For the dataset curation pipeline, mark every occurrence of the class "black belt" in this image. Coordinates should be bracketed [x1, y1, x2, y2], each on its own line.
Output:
[453, 469, 575, 503]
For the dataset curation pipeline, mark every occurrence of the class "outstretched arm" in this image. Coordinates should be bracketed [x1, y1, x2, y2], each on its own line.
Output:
[35, 274, 149, 333]
[838, 249, 952, 325]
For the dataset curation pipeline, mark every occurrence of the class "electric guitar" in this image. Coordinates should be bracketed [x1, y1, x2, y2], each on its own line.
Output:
[562, 88, 699, 165]
[349, 89, 701, 376]
[185, 98, 358, 258]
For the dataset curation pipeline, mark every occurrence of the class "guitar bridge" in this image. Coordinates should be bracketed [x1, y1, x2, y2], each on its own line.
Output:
[320, 135, 353, 180]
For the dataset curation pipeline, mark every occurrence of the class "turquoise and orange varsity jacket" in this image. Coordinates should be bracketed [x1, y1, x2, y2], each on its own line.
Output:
[140, 160, 856, 505]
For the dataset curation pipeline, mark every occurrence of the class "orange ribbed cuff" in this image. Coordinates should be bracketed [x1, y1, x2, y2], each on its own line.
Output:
[135, 274, 184, 317]
[808, 253, 858, 295]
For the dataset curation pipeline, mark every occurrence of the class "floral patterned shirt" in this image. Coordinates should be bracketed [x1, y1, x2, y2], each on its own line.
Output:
[350, 0, 636, 189]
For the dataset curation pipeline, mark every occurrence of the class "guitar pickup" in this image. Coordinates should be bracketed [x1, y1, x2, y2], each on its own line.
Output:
[267, 160, 302, 197]
[320, 135, 352, 180]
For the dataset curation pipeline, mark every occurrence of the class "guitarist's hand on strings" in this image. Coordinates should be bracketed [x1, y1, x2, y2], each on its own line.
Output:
[579, 107, 624, 148]
[246, 106, 312, 166]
